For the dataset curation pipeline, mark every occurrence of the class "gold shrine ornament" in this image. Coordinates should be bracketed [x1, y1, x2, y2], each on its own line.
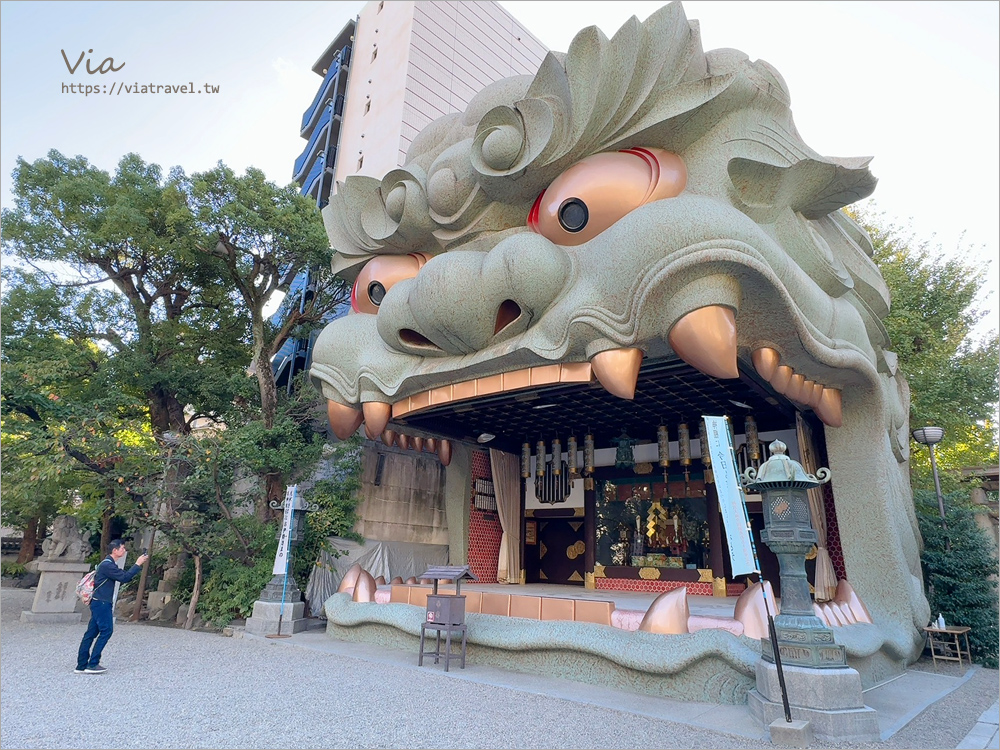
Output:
[647, 498, 668, 540]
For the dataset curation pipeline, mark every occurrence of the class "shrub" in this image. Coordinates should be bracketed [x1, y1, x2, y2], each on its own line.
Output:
[1, 562, 27, 578]
[195, 516, 279, 627]
[917, 490, 999, 668]
[198, 553, 275, 627]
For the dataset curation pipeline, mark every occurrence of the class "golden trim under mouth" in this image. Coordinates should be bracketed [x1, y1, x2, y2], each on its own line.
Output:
[392, 361, 594, 419]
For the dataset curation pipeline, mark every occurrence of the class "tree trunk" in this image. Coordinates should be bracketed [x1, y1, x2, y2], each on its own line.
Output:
[263, 474, 283, 523]
[131, 528, 155, 622]
[184, 554, 202, 630]
[16, 517, 39, 564]
[252, 322, 282, 522]
[148, 386, 190, 437]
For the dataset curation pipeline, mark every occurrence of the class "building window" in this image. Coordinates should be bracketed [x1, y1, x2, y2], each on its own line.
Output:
[364, 99, 371, 115]
[371, 46, 378, 62]
[357, 156, 364, 171]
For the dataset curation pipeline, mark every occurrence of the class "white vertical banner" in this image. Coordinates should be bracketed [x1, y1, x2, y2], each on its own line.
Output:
[272, 485, 298, 575]
[702, 416, 757, 577]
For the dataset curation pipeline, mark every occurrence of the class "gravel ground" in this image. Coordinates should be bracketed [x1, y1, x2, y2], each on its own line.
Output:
[1, 588, 996, 749]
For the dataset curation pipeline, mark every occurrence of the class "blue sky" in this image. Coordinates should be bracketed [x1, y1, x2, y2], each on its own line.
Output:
[1, 1, 997, 335]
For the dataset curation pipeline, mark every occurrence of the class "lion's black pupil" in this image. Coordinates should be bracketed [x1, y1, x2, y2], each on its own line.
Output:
[368, 281, 386, 306]
[558, 198, 588, 232]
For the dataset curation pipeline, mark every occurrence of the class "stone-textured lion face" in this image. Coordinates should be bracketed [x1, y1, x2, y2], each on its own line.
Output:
[310, 1, 927, 665]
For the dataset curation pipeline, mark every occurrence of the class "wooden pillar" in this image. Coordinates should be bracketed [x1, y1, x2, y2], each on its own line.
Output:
[584, 482, 596, 588]
[519, 477, 527, 584]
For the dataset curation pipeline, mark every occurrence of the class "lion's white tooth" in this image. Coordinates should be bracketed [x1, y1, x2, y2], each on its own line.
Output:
[590, 348, 644, 400]
[362, 402, 391, 439]
[327, 401, 363, 440]
[668, 306, 739, 379]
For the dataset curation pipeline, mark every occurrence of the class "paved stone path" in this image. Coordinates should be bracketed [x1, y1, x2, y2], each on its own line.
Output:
[957, 701, 1000, 749]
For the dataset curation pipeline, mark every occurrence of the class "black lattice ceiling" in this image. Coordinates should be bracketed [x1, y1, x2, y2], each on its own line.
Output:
[396, 355, 798, 454]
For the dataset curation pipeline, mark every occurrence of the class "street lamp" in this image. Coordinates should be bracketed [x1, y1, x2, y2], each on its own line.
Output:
[912, 426, 947, 522]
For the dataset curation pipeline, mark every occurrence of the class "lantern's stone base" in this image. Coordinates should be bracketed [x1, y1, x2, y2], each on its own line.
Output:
[748, 661, 880, 744]
[762, 621, 847, 669]
[244, 600, 308, 636]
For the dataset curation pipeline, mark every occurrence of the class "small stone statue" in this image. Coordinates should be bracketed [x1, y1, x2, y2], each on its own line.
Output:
[41, 516, 90, 562]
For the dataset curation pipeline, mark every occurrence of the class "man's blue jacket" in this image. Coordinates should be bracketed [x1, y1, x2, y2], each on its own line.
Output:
[92, 556, 143, 603]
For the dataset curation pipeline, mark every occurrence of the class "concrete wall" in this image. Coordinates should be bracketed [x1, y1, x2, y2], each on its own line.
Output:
[356, 442, 448, 545]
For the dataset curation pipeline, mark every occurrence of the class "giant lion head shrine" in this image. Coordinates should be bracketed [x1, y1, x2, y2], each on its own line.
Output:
[297, 0, 928, 727]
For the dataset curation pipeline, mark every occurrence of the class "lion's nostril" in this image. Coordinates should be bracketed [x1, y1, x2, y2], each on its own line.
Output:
[399, 329, 442, 351]
[494, 299, 522, 335]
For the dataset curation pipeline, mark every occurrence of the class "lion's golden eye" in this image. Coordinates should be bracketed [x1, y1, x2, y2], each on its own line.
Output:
[351, 253, 430, 315]
[528, 147, 687, 246]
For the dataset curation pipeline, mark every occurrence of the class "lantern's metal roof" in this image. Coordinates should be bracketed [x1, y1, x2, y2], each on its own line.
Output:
[743, 440, 830, 490]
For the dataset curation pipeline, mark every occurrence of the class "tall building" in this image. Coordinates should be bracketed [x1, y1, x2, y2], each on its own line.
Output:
[293, 0, 548, 207]
[277, 1, 547, 392]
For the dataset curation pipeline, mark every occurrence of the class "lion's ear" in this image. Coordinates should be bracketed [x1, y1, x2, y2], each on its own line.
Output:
[728, 156, 877, 220]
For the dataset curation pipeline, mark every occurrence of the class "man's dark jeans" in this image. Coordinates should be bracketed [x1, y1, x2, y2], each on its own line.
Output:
[77, 600, 114, 669]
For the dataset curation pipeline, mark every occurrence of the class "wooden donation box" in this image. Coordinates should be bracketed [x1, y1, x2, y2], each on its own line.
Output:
[417, 565, 478, 672]
[426, 594, 466, 626]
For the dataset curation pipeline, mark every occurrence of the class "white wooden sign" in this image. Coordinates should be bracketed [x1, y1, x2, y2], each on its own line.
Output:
[272, 485, 298, 576]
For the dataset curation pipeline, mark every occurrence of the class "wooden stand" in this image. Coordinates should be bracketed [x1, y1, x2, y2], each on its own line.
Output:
[923, 625, 972, 668]
[418, 622, 467, 672]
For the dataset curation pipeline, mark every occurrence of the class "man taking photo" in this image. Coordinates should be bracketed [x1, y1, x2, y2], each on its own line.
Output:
[75, 539, 149, 674]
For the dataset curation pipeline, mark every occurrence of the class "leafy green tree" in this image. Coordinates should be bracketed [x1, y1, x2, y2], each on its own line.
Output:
[0, 268, 155, 559]
[916, 490, 999, 667]
[848, 207, 999, 490]
[2, 151, 348, 623]
[186, 163, 350, 518]
[1, 151, 250, 440]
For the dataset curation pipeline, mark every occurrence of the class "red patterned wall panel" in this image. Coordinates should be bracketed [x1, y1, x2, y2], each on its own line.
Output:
[815, 436, 847, 582]
[468, 449, 502, 584]
[595, 579, 746, 596]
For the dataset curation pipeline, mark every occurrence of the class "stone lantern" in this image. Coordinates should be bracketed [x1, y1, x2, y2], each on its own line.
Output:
[245, 492, 317, 637]
[742, 440, 845, 668]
